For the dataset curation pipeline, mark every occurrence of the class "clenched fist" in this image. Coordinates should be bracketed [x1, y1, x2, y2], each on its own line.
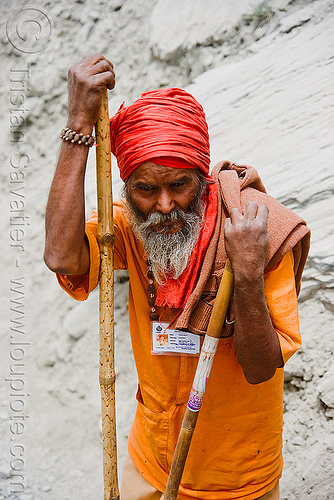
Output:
[67, 54, 115, 134]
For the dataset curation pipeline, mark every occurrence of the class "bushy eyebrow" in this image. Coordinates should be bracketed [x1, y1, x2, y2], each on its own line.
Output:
[171, 175, 193, 183]
[132, 175, 194, 189]
[131, 181, 156, 190]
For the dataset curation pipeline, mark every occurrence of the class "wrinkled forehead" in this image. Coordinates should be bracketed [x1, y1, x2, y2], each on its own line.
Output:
[129, 162, 200, 183]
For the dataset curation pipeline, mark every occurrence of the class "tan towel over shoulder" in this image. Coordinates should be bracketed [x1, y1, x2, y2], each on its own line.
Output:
[173, 161, 311, 336]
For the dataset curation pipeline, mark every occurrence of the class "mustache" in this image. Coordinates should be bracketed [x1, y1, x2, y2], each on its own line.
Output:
[138, 209, 191, 231]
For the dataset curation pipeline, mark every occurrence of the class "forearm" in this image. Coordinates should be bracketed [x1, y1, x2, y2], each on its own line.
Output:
[44, 140, 90, 275]
[233, 274, 283, 384]
[44, 54, 115, 276]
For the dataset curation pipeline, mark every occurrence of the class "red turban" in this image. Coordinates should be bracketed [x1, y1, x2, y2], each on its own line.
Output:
[109, 88, 211, 181]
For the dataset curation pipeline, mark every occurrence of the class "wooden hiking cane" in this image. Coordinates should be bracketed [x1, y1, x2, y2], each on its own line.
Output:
[95, 87, 119, 500]
[161, 259, 234, 500]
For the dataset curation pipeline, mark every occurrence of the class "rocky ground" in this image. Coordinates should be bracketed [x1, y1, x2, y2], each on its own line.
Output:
[0, 0, 333, 498]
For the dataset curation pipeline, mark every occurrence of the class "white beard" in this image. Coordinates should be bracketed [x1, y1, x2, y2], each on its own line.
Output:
[124, 194, 206, 284]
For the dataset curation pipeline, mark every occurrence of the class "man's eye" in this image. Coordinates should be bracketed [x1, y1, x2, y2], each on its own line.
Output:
[171, 180, 186, 188]
[138, 184, 156, 192]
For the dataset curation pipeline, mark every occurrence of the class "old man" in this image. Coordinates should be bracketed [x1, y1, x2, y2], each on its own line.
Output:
[44, 54, 310, 500]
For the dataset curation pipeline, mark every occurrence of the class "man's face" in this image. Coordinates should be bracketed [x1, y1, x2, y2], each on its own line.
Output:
[126, 162, 201, 234]
[124, 162, 207, 283]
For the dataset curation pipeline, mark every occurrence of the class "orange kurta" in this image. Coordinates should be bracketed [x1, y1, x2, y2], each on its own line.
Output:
[57, 200, 301, 500]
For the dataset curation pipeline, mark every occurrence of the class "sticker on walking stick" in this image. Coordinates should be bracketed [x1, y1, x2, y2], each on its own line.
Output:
[187, 336, 219, 411]
[151, 322, 200, 355]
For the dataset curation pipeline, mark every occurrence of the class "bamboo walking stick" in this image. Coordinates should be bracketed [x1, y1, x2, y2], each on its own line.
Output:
[95, 87, 119, 500]
[161, 259, 234, 500]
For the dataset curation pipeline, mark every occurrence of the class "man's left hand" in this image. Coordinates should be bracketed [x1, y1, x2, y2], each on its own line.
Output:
[224, 201, 269, 283]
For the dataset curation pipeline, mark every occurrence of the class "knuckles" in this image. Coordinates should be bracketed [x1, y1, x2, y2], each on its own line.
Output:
[100, 59, 110, 71]
[227, 219, 268, 237]
[225, 219, 269, 255]
[68, 57, 115, 92]
[224, 204, 269, 266]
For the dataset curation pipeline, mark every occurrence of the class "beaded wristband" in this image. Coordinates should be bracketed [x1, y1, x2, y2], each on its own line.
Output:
[60, 127, 95, 147]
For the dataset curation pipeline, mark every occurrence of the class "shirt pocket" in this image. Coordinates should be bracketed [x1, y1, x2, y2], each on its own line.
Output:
[135, 385, 187, 472]
[136, 385, 170, 471]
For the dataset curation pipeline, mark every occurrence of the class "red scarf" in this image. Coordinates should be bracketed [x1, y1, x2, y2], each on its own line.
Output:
[155, 181, 218, 310]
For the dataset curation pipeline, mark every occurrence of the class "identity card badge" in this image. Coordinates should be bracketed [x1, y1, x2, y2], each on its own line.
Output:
[151, 322, 201, 355]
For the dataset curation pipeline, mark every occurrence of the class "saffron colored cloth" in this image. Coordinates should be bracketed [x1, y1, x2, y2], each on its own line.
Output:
[109, 88, 211, 180]
[57, 202, 302, 500]
[121, 453, 280, 500]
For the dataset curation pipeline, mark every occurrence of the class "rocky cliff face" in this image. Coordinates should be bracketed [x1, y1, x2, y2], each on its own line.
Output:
[1, 0, 333, 499]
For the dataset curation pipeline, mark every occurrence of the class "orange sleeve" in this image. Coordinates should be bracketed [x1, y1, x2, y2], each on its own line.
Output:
[264, 249, 302, 364]
[56, 210, 100, 301]
[56, 203, 127, 301]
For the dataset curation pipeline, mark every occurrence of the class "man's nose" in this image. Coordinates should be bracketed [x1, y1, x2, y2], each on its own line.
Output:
[156, 189, 175, 214]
